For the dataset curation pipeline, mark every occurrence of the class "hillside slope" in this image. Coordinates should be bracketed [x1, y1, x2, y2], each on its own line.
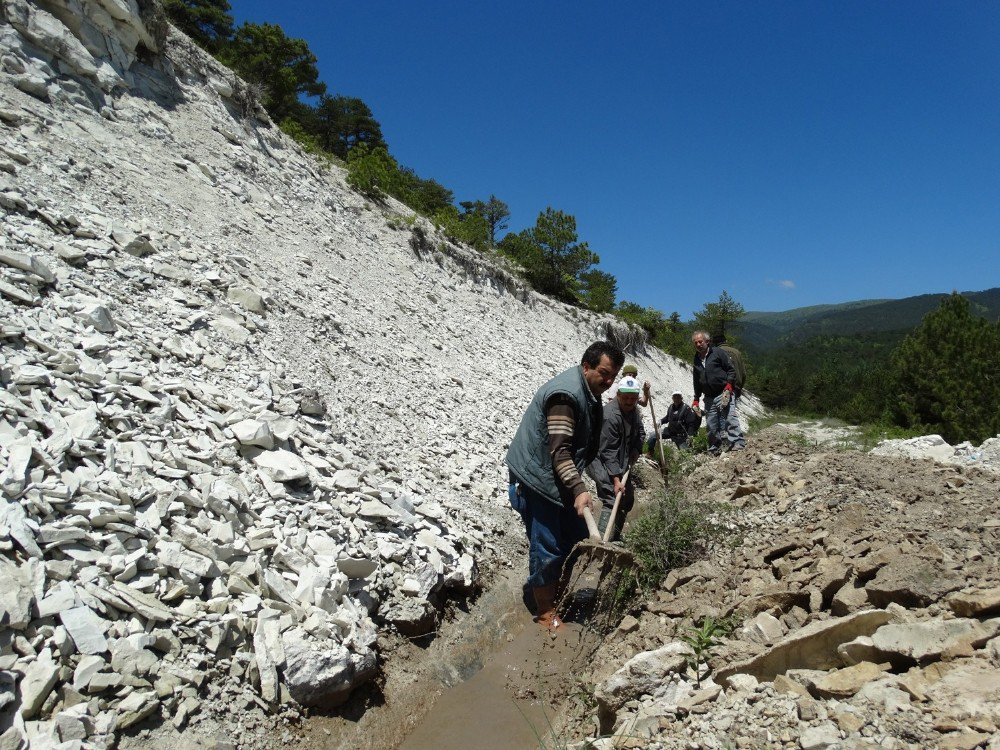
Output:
[742, 288, 1000, 349]
[0, 3, 760, 748]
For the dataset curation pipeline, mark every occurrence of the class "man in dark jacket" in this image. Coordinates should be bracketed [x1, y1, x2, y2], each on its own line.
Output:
[589, 375, 645, 542]
[506, 341, 624, 631]
[660, 390, 701, 449]
[691, 330, 745, 454]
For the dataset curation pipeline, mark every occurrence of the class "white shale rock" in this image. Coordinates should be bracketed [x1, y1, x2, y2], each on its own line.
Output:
[59, 606, 109, 655]
[332, 469, 361, 491]
[281, 627, 376, 707]
[227, 286, 266, 313]
[230, 418, 275, 449]
[0, 561, 38, 629]
[156, 540, 221, 577]
[18, 650, 60, 719]
[253, 449, 308, 482]
[75, 301, 117, 332]
[0, 438, 34, 497]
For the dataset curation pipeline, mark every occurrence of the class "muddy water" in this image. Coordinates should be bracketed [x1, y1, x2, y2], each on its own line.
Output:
[398, 618, 589, 750]
[294, 568, 603, 750]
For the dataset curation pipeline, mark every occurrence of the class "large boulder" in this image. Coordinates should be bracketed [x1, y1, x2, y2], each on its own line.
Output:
[716, 609, 894, 685]
[865, 557, 963, 608]
[281, 628, 377, 707]
[595, 641, 692, 720]
[870, 618, 1000, 665]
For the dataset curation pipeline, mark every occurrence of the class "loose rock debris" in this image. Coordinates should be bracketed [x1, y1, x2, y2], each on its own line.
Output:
[565, 430, 1000, 750]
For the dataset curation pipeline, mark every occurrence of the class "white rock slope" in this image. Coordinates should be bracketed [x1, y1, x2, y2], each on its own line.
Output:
[0, 2, 754, 748]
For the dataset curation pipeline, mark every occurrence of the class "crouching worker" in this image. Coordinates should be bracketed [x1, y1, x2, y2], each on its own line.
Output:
[590, 376, 645, 542]
[506, 341, 624, 631]
[663, 390, 701, 449]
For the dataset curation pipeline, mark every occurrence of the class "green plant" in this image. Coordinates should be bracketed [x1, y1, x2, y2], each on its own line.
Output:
[346, 143, 398, 200]
[689, 429, 709, 454]
[623, 490, 740, 592]
[644, 439, 696, 479]
[278, 117, 334, 164]
[162, 0, 233, 51]
[843, 420, 926, 452]
[386, 212, 418, 231]
[891, 292, 1000, 443]
[218, 22, 326, 122]
[432, 205, 490, 250]
[680, 615, 739, 686]
[785, 430, 812, 448]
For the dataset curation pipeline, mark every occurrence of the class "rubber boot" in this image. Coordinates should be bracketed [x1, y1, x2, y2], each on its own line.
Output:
[532, 583, 563, 632]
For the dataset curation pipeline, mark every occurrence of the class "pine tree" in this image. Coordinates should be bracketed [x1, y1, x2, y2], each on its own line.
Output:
[694, 290, 745, 342]
[459, 196, 510, 246]
[579, 270, 617, 312]
[163, 0, 233, 51]
[891, 293, 1000, 443]
[219, 23, 326, 123]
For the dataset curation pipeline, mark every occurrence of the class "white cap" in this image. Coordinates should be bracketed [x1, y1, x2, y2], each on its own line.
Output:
[671, 390, 683, 397]
[618, 376, 641, 394]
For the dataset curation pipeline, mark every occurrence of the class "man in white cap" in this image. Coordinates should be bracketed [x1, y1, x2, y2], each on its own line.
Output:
[605, 363, 651, 406]
[588, 375, 646, 541]
[657, 390, 702, 449]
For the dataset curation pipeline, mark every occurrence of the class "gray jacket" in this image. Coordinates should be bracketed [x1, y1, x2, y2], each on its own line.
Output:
[505, 365, 602, 507]
[588, 398, 645, 501]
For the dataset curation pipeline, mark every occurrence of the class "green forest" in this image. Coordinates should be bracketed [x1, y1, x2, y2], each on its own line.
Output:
[748, 293, 1000, 444]
[165, 2, 999, 445]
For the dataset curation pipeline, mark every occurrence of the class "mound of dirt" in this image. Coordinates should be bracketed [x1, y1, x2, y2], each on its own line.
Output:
[566, 427, 1000, 749]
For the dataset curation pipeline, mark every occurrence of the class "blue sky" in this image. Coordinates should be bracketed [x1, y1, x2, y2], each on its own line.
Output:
[231, 1, 999, 318]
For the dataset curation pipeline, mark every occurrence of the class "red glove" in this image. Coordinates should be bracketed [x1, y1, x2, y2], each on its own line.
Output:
[692, 399, 699, 408]
[724, 383, 733, 392]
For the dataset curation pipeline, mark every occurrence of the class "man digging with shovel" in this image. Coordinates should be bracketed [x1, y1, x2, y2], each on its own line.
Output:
[506, 341, 625, 632]
[589, 375, 645, 542]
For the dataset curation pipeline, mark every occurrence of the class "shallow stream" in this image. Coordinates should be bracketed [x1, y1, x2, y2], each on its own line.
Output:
[295, 567, 605, 750]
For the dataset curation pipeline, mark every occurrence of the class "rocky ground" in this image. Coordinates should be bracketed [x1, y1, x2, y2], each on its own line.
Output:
[3, 4, 996, 750]
[564, 427, 1000, 750]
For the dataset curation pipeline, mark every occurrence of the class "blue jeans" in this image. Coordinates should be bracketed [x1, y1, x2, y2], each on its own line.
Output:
[509, 481, 588, 587]
[726, 395, 746, 449]
[706, 393, 745, 453]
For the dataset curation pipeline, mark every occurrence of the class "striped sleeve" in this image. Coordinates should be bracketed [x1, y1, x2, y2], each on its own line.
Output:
[546, 395, 586, 499]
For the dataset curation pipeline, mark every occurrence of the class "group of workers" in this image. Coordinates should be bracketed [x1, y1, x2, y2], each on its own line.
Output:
[505, 332, 746, 631]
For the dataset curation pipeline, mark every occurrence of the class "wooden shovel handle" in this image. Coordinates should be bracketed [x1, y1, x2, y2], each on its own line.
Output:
[582, 505, 602, 541]
[602, 467, 631, 543]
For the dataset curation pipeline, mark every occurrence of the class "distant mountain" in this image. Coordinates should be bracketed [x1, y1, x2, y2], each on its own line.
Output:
[738, 288, 1000, 350]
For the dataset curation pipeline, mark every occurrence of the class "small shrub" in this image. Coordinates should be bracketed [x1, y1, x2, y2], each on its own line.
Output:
[644, 438, 696, 479]
[849, 421, 926, 451]
[386, 213, 418, 231]
[278, 118, 333, 164]
[409, 225, 433, 258]
[346, 143, 398, 200]
[623, 490, 740, 592]
[690, 429, 709, 454]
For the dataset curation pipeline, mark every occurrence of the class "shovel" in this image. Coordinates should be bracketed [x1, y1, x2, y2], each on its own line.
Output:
[558, 469, 636, 626]
[581, 467, 631, 543]
[573, 467, 635, 559]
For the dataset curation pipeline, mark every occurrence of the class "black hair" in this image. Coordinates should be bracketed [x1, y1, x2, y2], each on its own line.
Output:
[581, 341, 625, 370]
